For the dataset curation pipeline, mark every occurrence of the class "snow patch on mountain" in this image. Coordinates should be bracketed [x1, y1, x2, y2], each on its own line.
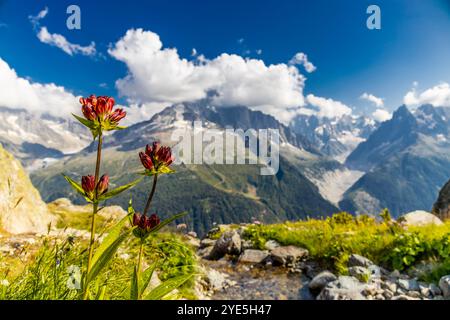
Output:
[306, 168, 364, 205]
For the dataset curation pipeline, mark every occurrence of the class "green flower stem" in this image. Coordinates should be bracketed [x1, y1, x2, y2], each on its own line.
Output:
[83, 132, 103, 300]
[143, 174, 158, 216]
[136, 241, 145, 299]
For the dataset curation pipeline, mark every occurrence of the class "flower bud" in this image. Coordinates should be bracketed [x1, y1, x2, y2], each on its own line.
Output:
[148, 214, 160, 229]
[96, 174, 109, 195]
[139, 152, 154, 170]
[81, 175, 95, 198]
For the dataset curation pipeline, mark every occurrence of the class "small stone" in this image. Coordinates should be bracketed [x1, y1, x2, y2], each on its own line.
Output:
[389, 270, 401, 278]
[381, 281, 397, 292]
[375, 294, 385, 300]
[348, 254, 374, 268]
[383, 290, 394, 299]
[208, 231, 242, 260]
[238, 249, 270, 264]
[308, 271, 337, 294]
[438, 275, 450, 297]
[433, 295, 444, 300]
[429, 283, 442, 296]
[270, 246, 309, 266]
[398, 279, 419, 291]
[406, 291, 421, 299]
[420, 287, 431, 298]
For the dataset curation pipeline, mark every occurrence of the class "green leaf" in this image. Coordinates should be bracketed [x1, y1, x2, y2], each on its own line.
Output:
[148, 211, 189, 235]
[158, 166, 175, 174]
[140, 262, 158, 296]
[127, 198, 136, 225]
[86, 229, 130, 285]
[128, 198, 135, 215]
[62, 174, 90, 200]
[130, 266, 139, 300]
[90, 213, 131, 268]
[72, 113, 95, 129]
[97, 178, 143, 202]
[144, 273, 193, 300]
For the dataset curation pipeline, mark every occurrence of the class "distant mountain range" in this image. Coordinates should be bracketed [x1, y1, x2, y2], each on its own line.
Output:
[0, 107, 91, 170]
[341, 104, 450, 216]
[291, 113, 378, 162]
[30, 101, 341, 236]
[2, 101, 449, 235]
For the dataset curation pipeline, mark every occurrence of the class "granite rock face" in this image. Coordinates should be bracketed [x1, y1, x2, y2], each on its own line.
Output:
[0, 144, 55, 234]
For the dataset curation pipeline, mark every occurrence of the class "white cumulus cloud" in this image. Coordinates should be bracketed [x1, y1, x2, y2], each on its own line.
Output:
[29, 8, 96, 57]
[0, 57, 79, 118]
[289, 52, 316, 73]
[108, 28, 307, 124]
[403, 82, 450, 107]
[360, 92, 384, 108]
[371, 109, 392, 122]
[305, 94, 352, 119]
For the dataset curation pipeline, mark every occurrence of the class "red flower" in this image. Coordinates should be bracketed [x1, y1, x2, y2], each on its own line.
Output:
[96, 174, 109, 195]
[140, 142, 174, 171]
[81, 175, 95, 197]
[79, 95, 126, 125]
[148, 214, 160, 229]
[132, 213, 160, 234]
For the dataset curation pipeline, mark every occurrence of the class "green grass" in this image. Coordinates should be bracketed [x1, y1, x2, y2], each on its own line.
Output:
[0, 230, 199, 300]
[243, 211, 450, 279]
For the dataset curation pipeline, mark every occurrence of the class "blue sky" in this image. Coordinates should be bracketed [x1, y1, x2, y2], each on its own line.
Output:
[0, 0, 450, 123]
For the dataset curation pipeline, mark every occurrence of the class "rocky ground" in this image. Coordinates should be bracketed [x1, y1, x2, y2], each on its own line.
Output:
[191, 224, 450, 300]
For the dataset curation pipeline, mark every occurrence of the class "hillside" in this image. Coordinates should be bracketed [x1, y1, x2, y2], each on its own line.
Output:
[0, 144, 55, 234]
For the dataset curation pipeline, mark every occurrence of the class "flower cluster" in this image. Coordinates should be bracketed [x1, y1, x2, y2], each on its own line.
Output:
[132, 212, 161, 238]
[81, 174, 109, 200]
[80, 95, 126, 123]
[75, 95, 126, 137]
[139, 141, 174, 174]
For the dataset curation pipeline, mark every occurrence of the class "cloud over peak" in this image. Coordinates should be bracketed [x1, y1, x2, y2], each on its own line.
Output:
[0, 58, 79, 118]
[360, 92, 384, 108]
[305, 94, 352, 119]
[404, 82, 450, 107]
[108, 28, 307, 124]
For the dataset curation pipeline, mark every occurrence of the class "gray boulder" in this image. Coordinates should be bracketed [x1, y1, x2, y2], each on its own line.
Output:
[208, 231, 242, 260]
[399, 210, 443, 227]
[317, 276, 366, 300]
[270, 245, 309, 266]
[348, 254, 374, 268]
[238, 249, 269, 264]
[439, 275, 450, 298]
[308, 271, 337, 294]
